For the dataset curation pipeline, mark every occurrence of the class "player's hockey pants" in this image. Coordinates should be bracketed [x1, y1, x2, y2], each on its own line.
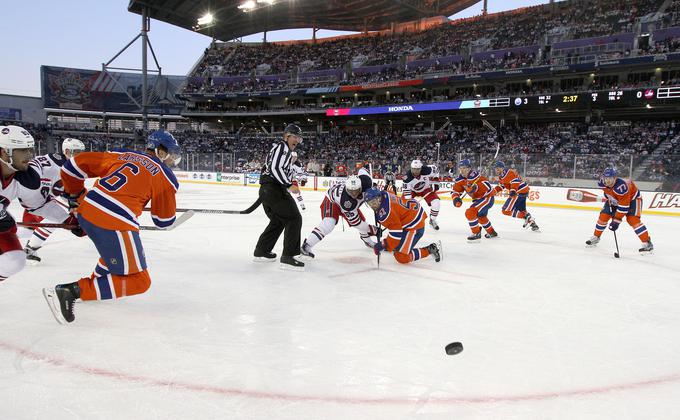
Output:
[75, 215, 151, 300]
[501, 194, 528, 218]
[465, 195, 495, 234]
[255, 182, 302, 257]
[593, 199, 650, 242]
[385, 228, 431, 264]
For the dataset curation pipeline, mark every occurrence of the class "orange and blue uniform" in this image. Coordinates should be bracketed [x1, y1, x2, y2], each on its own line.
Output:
[60, 150, 178, 301]
[375, 191, 432, 264]
[593, 177, 650, 243]
[493, 168, 530, 219]
[451, 170, 496, 235]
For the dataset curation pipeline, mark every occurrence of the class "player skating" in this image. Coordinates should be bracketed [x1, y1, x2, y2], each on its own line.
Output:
[363, 188, 442, 264]
[451, 159, 497, 241]
[300, 174, 378, 258]
[20, 138, 87, 263]
[42, 130, 181, 323]
[585, 167, 653, 253]
[402, 159, 441, 231]
[0, 125, 40, 281]
[492, 161, 539, 231]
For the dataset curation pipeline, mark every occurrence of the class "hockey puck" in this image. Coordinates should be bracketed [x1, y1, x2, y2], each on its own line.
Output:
[445, 342, 463, 355]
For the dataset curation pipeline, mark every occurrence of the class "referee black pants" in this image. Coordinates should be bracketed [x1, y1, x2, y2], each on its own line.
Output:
[254, 182, 302, 257]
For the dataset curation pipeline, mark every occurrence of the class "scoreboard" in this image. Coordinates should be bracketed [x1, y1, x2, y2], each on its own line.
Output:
[512, 86, 680, 109]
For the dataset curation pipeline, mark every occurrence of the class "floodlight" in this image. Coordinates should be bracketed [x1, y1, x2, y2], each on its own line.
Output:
[197, 13, 213, 25]
[238, 1, 256, 10]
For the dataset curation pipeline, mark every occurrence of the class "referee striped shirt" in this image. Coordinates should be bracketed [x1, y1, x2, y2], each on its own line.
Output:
[263, 140, 293, 187]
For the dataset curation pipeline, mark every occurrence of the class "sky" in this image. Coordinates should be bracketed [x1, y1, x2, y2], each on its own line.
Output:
[1, 0, 551, 97]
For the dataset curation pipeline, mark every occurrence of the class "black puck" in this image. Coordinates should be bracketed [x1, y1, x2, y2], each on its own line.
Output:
[445, 342, 463, 355]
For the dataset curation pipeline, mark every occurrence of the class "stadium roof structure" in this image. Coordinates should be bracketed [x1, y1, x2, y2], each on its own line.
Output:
[128, 0, 481, 41]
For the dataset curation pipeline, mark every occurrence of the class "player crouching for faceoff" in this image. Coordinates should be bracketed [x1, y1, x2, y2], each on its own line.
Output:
[364, 188, 442, 264]
[42, 130, 181, 324]
[450, 159, 497, 241]
[492, 161, 539, 231]
[586, 167, 653, 253]
[300, 174, 378, 258]
[21, 138, 88, 264]
[0, 126, 40, 282]
[403, 159, 441, 230]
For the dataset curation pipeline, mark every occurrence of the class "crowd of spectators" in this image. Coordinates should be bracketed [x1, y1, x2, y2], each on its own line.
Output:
[5, 119, 677, 189]
[184, 0, 671, 95]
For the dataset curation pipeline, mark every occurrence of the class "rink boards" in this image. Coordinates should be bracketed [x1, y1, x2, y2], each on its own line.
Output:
[175, 171, 680, 217]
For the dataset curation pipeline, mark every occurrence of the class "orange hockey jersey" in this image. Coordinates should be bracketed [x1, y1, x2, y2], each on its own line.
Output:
[493, 168, 530, 195]
[376, 192, 427, 235]
[598, 177, 641, 220]
[450, 170, 493, 201]
[61, 150, 178, 231]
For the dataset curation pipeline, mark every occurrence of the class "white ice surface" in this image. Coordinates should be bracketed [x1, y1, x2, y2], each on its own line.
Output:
[1, 183, 679, 420]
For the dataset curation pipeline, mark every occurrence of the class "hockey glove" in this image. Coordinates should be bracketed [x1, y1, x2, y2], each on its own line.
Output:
[373, 240, 385, 256]
[0, 209, 16, 233]
[608, 219, 621, 232]
[452, 197, 463, 207]
[66, 189, 85, 211]
[509, 190, 517, 197]
[64, 215, 87, 237]
[300, 179, 307, 187]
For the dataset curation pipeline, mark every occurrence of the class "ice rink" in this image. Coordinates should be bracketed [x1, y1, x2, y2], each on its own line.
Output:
[1, 182, 679, 420]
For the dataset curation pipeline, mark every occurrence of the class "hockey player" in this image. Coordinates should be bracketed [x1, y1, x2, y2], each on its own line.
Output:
[288, 151, 307, 211]
[451, 159, 497, 241]
[492, 161, 539, 231]
[300, 174, 378, 258]
[402, 159, 441, 230]
[21, 138, 87, 263]
[0, 125, 40, 282]
[42, 130, 181, 324]
[364, 188, 441, 264]
[383, 169, 397, 194]
[586, 167, 653, 253]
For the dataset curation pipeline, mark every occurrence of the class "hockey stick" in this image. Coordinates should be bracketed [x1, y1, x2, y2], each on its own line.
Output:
[613, 229, 620, 258]
[18, 210, 195, 232]
[374, 213, 382, 269]
[143, 197, 262, 215]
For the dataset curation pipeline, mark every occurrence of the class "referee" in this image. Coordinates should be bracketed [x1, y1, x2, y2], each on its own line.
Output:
[254, 124, 305, 270]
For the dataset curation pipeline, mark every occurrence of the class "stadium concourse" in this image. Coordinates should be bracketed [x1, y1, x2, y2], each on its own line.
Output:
[1, 182, 680, 419]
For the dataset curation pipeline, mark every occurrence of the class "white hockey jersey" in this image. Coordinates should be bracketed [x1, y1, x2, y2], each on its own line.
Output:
[1, 164, 41, 214]
[17, 153, 67, 211]
[402, 165, 439, 198]
[289, 163, 308, 183]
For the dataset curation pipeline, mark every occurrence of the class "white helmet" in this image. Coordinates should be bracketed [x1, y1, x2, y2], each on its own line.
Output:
[411, 159, 423, 170]
[345, 175, 362, 192]
[62, 138, 86, 154]
[0, 125, 35, 155]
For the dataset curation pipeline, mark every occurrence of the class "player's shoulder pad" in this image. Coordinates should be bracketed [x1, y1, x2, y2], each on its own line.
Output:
[359, 174, 373, 191]
[403, 171, 414, 182]
[468, 170, 480, 180]
[613, 178, 628, 193]
[49, 153, 67, 166]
